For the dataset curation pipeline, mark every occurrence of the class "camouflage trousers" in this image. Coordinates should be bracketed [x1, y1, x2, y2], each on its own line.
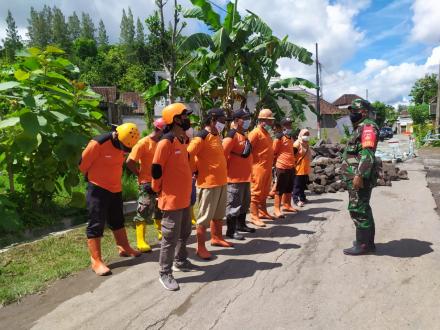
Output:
[133, 183, 163, 224]
[347, 181, 374, 229]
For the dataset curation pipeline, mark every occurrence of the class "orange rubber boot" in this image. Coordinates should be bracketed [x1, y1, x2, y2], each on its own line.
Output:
[210, 220, 233, 247]
[282, 193, 299, 212]
[196, 225, 212, 260]
[112, 228, 141, 257]
[250, 202, 266, 227]
[87, 238, 111, 276]
[273, 195, 285, 218]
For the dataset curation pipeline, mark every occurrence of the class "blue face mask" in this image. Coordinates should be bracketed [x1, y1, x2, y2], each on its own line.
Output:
[263, 124, 272, 132]
[243, 119, 251, 130]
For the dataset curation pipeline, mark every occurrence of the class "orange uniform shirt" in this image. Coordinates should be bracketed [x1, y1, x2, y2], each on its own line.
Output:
[187, 130, 228, 188]
[151, 133, 192, 211]
[273, 134, 295, 169]
[79, 133, 124, 193]
[222, 130, 253, 183]
[293, 140, 311, 175]
[248, 126, 274, 168]
[128, 136, 157, 184]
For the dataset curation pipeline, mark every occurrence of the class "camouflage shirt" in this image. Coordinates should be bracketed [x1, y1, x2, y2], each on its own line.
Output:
[341, 118, 379, 182]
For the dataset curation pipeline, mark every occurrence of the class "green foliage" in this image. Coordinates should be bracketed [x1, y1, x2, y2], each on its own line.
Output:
[0, 46, 104, 218]
[120, 8, 135, 48]
[372, 101, 398, 127]
[121, 171, 138, 201]
[413, 123, 434, 146]
[67, 12, 81, 41]
[408, 103, 430, 126]
[72, 38, 97, 60]
[409, 74, 438, 105]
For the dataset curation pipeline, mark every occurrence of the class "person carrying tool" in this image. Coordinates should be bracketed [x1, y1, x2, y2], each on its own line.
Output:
[272, 118, 298, 218]
[341, 99, 379, 255]
[188, 108, 232, 260]
[126, 118, 166, 252]
[223, 109, 255, 239]
[248, 108, 275, 226]
[79, 123, 141, 276]
[151, 103, 194, 291]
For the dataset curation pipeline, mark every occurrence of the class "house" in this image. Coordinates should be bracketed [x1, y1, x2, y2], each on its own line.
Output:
[332, 94, 364, 110]
[397, 110, 413, 134]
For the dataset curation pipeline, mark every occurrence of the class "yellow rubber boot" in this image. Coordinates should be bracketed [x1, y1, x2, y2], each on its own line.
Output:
[191, 207, 196, 225]
[153, 219, 162, 241]
[135, 222, 152, 253]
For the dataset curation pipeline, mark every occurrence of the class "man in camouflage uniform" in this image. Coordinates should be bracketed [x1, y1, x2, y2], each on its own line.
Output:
[341, 99, 379, 255]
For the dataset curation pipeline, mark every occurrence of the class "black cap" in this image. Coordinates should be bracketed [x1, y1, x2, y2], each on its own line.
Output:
[232, 109, 251, 119]
[207, 108, 226, 118]
[280, 117, 293, 125]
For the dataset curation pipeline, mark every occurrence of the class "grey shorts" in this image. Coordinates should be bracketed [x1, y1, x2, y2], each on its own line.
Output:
[196, 185, 227, 226]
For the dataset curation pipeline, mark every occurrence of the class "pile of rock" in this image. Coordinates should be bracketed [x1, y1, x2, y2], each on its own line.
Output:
[307, 141, 409, 194]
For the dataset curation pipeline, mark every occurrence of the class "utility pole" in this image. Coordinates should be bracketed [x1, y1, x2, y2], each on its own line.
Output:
[436, 61, 440, 133]
[366, 89, 368, 100]
[315, 42, 321, 139]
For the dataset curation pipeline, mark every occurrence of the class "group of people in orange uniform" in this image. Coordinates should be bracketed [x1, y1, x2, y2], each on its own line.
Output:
[79, 103, 311, 291]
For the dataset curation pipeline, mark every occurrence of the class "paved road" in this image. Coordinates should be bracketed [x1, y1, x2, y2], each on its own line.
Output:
[1, 158, 440, 330]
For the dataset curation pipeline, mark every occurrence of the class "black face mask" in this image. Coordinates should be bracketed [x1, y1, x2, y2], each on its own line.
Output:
[350, 112, 363, 124]
[178, 118, 191, 131]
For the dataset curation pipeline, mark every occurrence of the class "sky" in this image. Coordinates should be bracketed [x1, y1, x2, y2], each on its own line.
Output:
[1, 0, 440, 106]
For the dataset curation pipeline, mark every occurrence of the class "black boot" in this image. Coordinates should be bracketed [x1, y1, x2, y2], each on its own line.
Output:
[369, 223, 376, 251]
[344, 228, 375, 255]
[226, 216, 245, 240]
[236, 213, 255, 233]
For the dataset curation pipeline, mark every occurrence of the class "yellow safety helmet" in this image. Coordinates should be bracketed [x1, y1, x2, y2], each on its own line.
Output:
[162, 103, 189, 125]
[116, 123, 140, 148]
[258, 108, 275, 120]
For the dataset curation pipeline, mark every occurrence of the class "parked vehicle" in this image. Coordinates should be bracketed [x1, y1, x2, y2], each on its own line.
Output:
[379, 127, 394, 141]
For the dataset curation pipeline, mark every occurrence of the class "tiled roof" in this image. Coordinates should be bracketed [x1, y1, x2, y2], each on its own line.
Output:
[91, 86, 117, 103]
[332, 94, 363, 106]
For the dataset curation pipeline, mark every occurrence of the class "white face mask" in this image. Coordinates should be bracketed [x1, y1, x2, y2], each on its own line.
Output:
[302, 135, 310, 142]
[215, 121, 225, 134]
[243, 119, 251, 130]
[185, 127, 194, 139]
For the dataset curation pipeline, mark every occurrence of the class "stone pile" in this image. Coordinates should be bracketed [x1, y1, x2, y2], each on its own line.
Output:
[307, 140, 409, 194]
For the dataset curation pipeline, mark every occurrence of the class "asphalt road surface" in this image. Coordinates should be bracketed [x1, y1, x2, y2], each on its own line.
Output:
[1, 157, 439, 330]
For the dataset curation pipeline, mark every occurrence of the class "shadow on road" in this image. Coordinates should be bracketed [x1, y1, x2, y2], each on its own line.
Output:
[375, 239, 434, 258]
[250, 225, 314, 239]
[306, 198, 343, 204]
[178, 258, 282, 283]
[214, 238, 301, 256]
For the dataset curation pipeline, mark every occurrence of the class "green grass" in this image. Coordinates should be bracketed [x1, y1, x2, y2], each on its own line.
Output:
[0, 222, 159, 306]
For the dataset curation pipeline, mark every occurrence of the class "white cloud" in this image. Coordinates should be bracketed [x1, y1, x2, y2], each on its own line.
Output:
[320, 46, 440, 105]
[410, 0, 440, 44]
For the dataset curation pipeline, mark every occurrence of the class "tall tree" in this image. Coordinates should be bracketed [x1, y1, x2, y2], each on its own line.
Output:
[68, 12, 81, 41]
[27, 6, 53, 47]
[409, 74, 438, 104]
[51, 7, 71, 51]
[135, 17, 145, 45]
[81, 13, 95, 40]
[120, 8, 135, 47]
[97, 19, 109, 47]
[2, 10, 23, 62]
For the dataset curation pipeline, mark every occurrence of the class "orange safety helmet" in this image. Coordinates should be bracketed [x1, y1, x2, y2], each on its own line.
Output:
[162, 103, 189, 125]
[153, 117, 166, 130]
[116, 123, 140, 148]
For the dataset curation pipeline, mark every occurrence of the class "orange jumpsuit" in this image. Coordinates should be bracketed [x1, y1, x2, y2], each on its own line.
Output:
[248, 126, 274, 207]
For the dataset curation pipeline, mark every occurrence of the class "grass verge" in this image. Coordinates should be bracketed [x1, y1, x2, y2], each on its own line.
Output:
[0, 222, 159, 306]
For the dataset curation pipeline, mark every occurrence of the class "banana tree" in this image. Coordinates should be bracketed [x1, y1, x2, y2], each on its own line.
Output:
[183, 0, 315, 119]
